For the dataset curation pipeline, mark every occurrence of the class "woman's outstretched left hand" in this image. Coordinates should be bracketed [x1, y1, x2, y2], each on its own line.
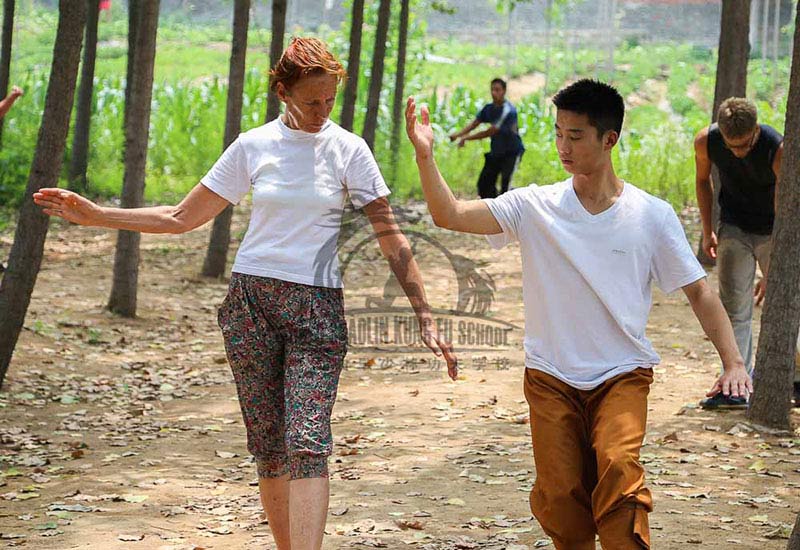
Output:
[419, 314, 458, 380]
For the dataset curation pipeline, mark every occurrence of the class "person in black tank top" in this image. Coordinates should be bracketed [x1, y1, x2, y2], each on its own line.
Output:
[693, 97, 795, 409]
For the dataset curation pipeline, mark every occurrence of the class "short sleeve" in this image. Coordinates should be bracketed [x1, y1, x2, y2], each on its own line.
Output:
[477, 105, 490, 123]
[343, 138, 391, 209]
[200, 138, 251, 205]
[650, 206, 707, 294]
[483, 188, 526, 249]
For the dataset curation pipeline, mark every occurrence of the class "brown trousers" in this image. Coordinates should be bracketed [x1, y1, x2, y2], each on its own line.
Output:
[524, 367, 653, 550]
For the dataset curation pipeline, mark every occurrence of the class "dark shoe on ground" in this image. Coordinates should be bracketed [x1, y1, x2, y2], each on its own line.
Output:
[793, 382, 800, 408]
[699, 393, 748, 410]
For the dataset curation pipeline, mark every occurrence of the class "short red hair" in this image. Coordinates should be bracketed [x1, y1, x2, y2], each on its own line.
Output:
[269, 37, 347, 93]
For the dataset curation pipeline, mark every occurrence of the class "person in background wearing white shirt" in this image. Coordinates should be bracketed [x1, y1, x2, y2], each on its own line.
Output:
[34, 37, 456, 550]
[405, 79, 750, 550]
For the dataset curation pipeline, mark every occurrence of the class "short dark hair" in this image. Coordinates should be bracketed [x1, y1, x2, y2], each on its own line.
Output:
[718, 97, 758, 138]
[491, 78, 507, 91]
[552, 79, 624, 137]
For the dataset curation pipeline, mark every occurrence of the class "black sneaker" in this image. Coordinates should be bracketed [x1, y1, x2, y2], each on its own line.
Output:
[699, 393, 748, 410]
[793, 383, 800, 408]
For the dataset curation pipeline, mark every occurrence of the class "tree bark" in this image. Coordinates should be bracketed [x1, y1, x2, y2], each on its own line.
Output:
[265, 0, 286, 123]
[124, 0, 139, 133]
[362, 0, 392, 151]
[747, 2, 800, 430]
[0, 0, 87, 388]
[0, 0, 15, 146]
[202, 0, 250, 279]
[107, 0, 160, 317]
[696, 0, 752, 265]
[389, 0, 409, 184]
[68, 0, 101, 193]
[340, 0, 364, 132]
[788, 511, 800, 550]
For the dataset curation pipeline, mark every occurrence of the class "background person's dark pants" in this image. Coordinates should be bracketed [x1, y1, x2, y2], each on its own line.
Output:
[477, 151, 522, 198]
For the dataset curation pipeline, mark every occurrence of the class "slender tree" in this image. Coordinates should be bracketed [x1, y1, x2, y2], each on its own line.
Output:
[696, 0, 752, 265]
[747, 2, 800, 430]
[389, 0, 410, 183]
[124, 0, 139, 132]
[362, 0, 392, 151]
[0, 0, 16, 146]
[68, 0, 101, 193]
[202, 0, 250, 278]
[107, 0, 160, 317]
[340, 0, 364, 132]
[266, 0, 287, 123]
[0, 0, 87, 388]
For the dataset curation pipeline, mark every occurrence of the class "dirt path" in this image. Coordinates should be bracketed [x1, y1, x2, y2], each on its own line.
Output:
[0, 204, 798, 549]
[506, 72, 546, 103]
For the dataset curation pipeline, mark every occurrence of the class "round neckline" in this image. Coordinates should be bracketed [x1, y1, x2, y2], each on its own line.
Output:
[568, 177, 627, 221]
[277, 116, 332, 139]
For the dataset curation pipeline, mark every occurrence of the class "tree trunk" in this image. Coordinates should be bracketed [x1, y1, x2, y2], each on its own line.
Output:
[0, 0, 15, 147]
[202, 0, 250, 279]
[340, 0, 364, 132]
[789, 511, 800, 550]
[696, 0, 752, 265]
[266, 0, 286, 123]
[750, 0, 761, 55]
[0, 0, 86, 389]
[362, 0, 392, 151]
[747, 3, 800, 431]
[124, 0, 139, 133]
[68, 0, 100, 194]
[389, 0, 409, 184]
[107, 0, 160, 317]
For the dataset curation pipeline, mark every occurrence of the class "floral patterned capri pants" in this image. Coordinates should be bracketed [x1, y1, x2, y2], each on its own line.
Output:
[217, 273, 348, 480]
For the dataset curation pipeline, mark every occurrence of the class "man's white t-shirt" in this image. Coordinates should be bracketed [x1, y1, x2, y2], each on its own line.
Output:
[485, 178, 706, 390]
[201, 118, 391, 288]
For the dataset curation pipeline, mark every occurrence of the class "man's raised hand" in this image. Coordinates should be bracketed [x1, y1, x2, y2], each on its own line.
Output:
[405, 96, 435, 159]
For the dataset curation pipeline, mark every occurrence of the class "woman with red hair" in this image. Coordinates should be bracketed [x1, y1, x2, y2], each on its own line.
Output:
[34, 37, 456, 550]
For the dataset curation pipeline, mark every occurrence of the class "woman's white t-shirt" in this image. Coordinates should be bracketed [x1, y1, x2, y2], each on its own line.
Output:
[201, 118, 391, 288]
[485, 178, 707, 390]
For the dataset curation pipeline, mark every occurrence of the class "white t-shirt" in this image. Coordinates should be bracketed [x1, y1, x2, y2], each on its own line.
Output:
[485, 178, 706, 390]
[201, 118, 391, 288]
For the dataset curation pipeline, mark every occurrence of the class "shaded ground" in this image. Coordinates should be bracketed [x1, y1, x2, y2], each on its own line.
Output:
[0, 203, 798, 549]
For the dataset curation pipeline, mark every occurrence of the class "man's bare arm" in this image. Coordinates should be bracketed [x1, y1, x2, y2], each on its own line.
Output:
[449, 119, 480, 141]
[683, 278, 751, 398]
[406, 97, 502, 235]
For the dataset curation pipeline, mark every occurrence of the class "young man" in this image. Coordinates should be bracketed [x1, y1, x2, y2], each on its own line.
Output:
[406, 79, 750, 549]
[693, 97, 792, 408]
[448, 78, 524, 199]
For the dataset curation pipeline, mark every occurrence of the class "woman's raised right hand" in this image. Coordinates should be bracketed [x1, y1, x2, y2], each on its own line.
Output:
[33, 188, 103, 226]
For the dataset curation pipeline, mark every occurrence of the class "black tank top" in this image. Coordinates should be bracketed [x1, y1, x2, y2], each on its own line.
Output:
[707, 123, 783, 235]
